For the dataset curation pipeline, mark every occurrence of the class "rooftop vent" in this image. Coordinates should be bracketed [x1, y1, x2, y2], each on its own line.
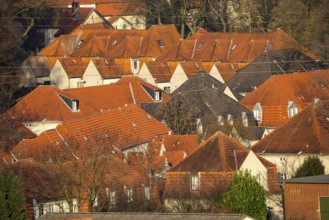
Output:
[157, 39, 165, 47]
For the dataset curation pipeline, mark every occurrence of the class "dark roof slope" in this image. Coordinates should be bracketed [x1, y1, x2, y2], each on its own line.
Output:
[284, 175, 329, 184]
[227, 48, 325, 94]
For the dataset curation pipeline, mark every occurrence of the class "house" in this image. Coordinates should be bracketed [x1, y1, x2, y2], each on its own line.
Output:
[138, 61, 178, 92]
[241, 70, 329, 129]
[208, 63, 242, 83]
[24, 5, 110, 54]
[167, 71, 256, 137]
[283, 175, 329, 220]
[64, 76, 170, 112]
[21, 56, 53, 87]
[4, 85, 96, 135]
[157, 28, 318, 63]
[227, 48, 326, 97]
[165, 131, 281, 211]
[170, 62, 214, 93]
[252, 101, 329, 178]
[12, 104, 172, 160]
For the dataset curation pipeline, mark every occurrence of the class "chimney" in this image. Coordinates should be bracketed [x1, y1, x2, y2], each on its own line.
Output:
[72, 0, 79, 13]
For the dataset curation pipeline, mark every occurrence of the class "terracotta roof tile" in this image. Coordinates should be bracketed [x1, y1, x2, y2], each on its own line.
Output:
[38, 35, 78, 57]
[213, 63, 241, 82]
[144, 61, 176, 82]
[96, 2, 130, 16]
[58, 57, 89, 77]
[252, 101, 329, 154]
[90, 58, 132, 78]
[5, 86, 96, 122]
[241, 70, 329, 127]
[163, 135, 200, 155]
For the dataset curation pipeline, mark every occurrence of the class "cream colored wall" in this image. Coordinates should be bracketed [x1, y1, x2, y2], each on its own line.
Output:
[83, 11, 105, 24]
[223, 87, 238, 102]
[103, 78, 120, 84]
[240, 151, 269, 190]
[138, 65, 156, 85]
[69, 4, 95, 8]
[83, 61, 103, 87]
[156, 82, 171, 91]
[209, 65, 225, 83]
[259, 154, 329, 178]
[23, 121, 61, 135]
[36, 77, 51, 85]
[69, 78, 84, 88]
[49, 61, 70, 89]
[170, 64, 188, 92]
[111, 16, 146, 29]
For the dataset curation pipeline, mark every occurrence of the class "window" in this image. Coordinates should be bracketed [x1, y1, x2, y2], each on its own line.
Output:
[154, 91, 160, 101]
[196, 118, 203, 134]
[287, 101, 298, 119]
[227, 114, 233, 125]
[218, 115, 224, 126]
[131, 58, 140, 75]
[198, 42, 204, 49]
[77, 81, 84, 88]
[231, 43, 237, 51]
[144, 185, 151, 201]
[157, 39, 164, 47]
[124, 186, 134, 202]
[164, 86, 170, 94]
[123, 24, 127, 29]
[253, 102, 262, 122]
[72, 100, 79, 111]
[191, 174, 200, 191]
[242, 112, 248, 127]
[106, 188, 116, 206]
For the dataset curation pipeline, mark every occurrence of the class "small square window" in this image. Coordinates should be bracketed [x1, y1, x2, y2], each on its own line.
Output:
[157, 39, 164, 47]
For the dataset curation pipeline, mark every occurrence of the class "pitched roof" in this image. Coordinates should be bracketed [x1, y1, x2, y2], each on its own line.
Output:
[64, 76, 170, 112]
[241, 70, 329, 127]
[0, 116, 36, 152]
[143, 61, 177, 82]
[12, 105, 172, 159]
[57, 57, 89, 77]
[5, 86, 96, 122]
[170, 131, 250, 172]
[90, 58, 132, 78]
[213, 63, 241, 82]
[284, 174, 329, 184]
[23, 56, 51, 78]
[172, 70, 226, 95]
[179, 62, 210, 78]
[252, 102, 329, 154]
[38, 35, 79, 57]
[96, 2, 131, 16]
[227, 48, 326, 94]
[163, 135, 200, 155]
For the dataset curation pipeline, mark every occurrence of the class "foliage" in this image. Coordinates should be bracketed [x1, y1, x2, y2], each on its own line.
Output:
[294, 155, 325, 178]
[0, 171, 29, 220]
[158, 95, 200, 135]
[223, 170, 267, 219]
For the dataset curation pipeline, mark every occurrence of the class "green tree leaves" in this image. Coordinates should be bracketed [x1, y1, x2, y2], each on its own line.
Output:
[0, 171, 28, 220]
[223, 170, 267, 219]
[294, 155, 325, 178]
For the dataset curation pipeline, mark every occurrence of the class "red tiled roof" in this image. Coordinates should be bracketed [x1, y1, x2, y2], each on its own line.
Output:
[163, 135, 199, 155]
[96, 2, 130, 16]
[213, 63, 241, 82]
[58, 57, 89, 77]
[157, 28, 318, 62]
[252, 101, 329, 154]
[144, 61, 176, 82]
[90, 58, 132, 78]
[179, 62, 209, 78]
[38, 35, 79, 57]
[5, 86, 96, 122]
[12, 105, 172, 160]
[241, 70, 329, 127]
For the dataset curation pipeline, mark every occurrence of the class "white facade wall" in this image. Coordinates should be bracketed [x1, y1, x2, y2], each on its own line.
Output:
[84, 11, 105, 24]
[23, 121, 62, 135]
[138, 65, 156, 85]
[34, 199, 78, 220]
[170, 64, 188, 92]
[103, 78, 120, 85]
[49, 61, 70, 89]
[209, 65, 225, 83]
[83, 61, 103, 87]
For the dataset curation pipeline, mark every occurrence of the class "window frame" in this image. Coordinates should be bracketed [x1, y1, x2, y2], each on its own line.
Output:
[190, 174, 200, 192]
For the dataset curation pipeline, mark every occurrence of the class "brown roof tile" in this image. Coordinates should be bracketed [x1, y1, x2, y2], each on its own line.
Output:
[252, 101, 329, 154]
[241, 70, 329, 127]
[144, 61, 176, 82]
[163, 135, 199, 155]
[58, 57, 89, 77]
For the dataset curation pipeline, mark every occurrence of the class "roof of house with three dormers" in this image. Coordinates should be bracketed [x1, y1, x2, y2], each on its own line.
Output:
[12, 104, 172, 160]
[241, 70, 329, 127]
[156, 28, 318, 63]
[252, 101, 329, 155]
[4, 86, 97, 122]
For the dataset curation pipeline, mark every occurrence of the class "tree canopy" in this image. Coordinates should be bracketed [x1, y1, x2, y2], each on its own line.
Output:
[223, 170, 267, 219]
[294, 155, 325, 178]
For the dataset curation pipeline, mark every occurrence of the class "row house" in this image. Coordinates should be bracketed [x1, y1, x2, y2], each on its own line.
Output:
[165, 131, 281, 213]
[4, 77, 169, 134]
[252, 101, 329, 178]
[227, 48, 326, 97]
[241, 70, 329, 130]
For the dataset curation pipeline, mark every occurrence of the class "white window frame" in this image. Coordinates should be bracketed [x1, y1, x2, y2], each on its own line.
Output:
[253, 102, 262, 121]
[144, 185, 151, 201]
[124, 186, 134, 203]
[287, 101, 298, 119]
[106, 188, 116, 206]
[190, 174, 200, 191]
[154, 91, 160, 101]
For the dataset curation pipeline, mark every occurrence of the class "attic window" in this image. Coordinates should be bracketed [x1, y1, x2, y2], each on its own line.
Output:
[287, 101, 298, 119]
[231, 43, 237, 51]
[227, 114, 233, 125]
[157, 39, 165, 47]
[77, 40, 84, 46]
[198, 42, 204, 49]
[218, 115, 224, 126]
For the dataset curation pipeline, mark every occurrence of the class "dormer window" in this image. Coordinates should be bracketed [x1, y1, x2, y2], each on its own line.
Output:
[72, 100, 78, 111]
[59, 94, 79, 112]
[154, 90, 161, 101]
[157, 39, 164, 47]
[227, 114, 233, 125]
[287, 101, 298, 119]
[253, 103, 262, 122]
[198, 42, 204, 49]
[77, 40, 84, 46]
[242, 112, 248, 127]
[196, 118, 203, 134]
[231, 43, 237, 51]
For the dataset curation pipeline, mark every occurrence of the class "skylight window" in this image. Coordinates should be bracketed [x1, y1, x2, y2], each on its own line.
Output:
[198, 42, 204, 49]
[77, 40, 84, 46]
[157, 39, 165, 47]
[231, 43, 237, 51]
[73, 13, 80, 20]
